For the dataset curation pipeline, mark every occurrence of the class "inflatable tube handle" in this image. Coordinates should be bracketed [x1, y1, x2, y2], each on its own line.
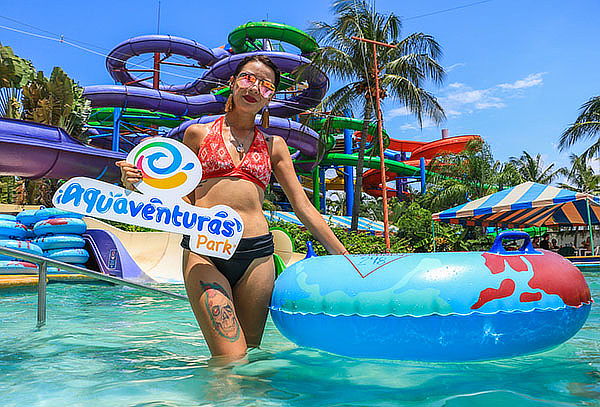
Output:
[304, 241, 317, 259]
[488, 231, 540, 255]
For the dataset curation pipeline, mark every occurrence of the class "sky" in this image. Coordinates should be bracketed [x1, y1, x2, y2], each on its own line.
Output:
[1, 0, 599, 174]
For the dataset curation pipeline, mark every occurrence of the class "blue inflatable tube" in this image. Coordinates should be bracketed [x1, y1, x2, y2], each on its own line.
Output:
[0, 220, 28, 240]
[0, 240, 43, 260]
[36, 208, 84, 220]
[271, 232, 593, 361]
[33, 235, 86, 250]
[45, 248, 89, 264]
[33, 218, 87, 237]
[0, 214, 17, 222]
[16, 208, 83, 227]
[16, 209, 43, 226]
[47, 266, 79, 275]
[0, 260, 38, 274]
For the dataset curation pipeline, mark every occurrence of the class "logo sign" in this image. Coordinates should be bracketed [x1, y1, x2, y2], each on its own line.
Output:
[52, 138, 244, 259]
[127, 137, 201, 198]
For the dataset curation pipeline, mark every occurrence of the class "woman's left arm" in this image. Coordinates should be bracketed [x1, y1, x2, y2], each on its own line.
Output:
[270, 136, 348, 255]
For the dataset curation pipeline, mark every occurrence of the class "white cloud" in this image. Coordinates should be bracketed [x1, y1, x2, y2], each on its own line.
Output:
[386, 106, 411, 119]
[399, 123, 418, 131]
[445, 63, 466, 72]
[399, 118, 437, 131]
[498, 72, 546, 90]
[388, 72, 546, 131]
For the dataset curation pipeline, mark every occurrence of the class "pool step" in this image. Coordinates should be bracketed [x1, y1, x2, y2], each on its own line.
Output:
[0, 274, 95, 289]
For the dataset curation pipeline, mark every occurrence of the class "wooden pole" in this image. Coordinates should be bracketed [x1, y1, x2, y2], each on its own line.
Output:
[351, 36, 396, 252]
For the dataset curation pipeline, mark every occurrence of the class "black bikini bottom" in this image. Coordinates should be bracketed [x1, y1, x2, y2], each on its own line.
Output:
[181, 233, 274, 288]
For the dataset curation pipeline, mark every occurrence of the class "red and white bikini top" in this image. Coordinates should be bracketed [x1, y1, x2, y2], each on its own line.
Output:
[197, 116, 272, 190]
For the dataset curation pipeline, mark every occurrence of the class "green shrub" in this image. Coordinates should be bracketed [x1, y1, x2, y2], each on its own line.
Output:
[268, 220, 413, 255]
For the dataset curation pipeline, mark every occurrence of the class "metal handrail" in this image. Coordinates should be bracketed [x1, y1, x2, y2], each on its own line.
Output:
[0, 246, 187, 328]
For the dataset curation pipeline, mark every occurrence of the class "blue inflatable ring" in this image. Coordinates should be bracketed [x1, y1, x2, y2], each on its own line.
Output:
[36, 208, 84, 220]
[16, 209, 44, 226]
[0, 220, 28, 240]
[271, 232, 593, 361]
[0, 214, 17, 222]
[34, 235, 86, 250]
[33, 218, 87, 237]
[45, 248, 89, 264]
[0, 260, 38, 275]
[0, 240, 43, 261]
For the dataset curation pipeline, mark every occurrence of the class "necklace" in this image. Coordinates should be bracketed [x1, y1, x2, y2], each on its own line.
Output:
[225, 117, 253, 154]
[232, 139, 245, 153]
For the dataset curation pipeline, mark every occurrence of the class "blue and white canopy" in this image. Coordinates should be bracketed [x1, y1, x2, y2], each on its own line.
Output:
[264, 211, 395, 233]
[432, 182, 600, 227]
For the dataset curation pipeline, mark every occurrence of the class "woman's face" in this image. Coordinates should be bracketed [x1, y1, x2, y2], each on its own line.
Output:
[230, 60, 277, 115]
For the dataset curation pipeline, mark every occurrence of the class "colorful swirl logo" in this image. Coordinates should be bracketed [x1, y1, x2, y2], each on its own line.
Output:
[126, 138, 202, 197]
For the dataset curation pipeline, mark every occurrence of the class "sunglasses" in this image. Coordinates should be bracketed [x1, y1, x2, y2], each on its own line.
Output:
[236, 72, 276, 98]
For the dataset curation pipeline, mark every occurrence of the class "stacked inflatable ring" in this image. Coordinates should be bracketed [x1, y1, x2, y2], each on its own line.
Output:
[32, 208, 89, 266]
[271, 232, 592, 361]
[0, 208, 91, 276]
[0, 214, 40, 275]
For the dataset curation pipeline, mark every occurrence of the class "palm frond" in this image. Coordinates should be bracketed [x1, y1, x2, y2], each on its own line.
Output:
[559, 96, 600, 150]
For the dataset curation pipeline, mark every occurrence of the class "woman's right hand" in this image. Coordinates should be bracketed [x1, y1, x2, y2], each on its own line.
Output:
[116, 160, 142, 190]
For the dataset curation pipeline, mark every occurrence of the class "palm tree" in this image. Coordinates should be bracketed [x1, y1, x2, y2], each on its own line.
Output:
[0, 43, 35, 118]
[309, 0, 445, 230]
[509, 151, 563, 184]
[558, 154, 600, 195]
[559, 96, 600, 161]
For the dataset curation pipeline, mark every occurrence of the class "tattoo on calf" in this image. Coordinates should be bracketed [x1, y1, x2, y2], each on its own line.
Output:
[200, 281, 241, 342]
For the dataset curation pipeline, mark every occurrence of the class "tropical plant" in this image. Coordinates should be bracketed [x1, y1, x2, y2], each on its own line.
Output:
[326, 191, 347, 215]
[392, 199, 492, 252]
[0, 43, 35, 118]
[509, 151, 564, 184]
[424, 139, 521, 212]
[21, 67, 92, 142]
[1, 45, 92, 205]
[557, 153, 600, 195]
[268, 220, 413, 254]
[559, 96, 600, 162]
[0, 176, 18, 203]
[309, 0, 445, 230]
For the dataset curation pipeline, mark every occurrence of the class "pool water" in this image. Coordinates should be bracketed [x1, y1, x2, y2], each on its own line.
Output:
[1, 275, 599, 407]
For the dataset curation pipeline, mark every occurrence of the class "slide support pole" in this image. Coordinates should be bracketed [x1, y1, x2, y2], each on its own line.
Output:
[343, 126, 354, 216]
[420, 157, 426, 194]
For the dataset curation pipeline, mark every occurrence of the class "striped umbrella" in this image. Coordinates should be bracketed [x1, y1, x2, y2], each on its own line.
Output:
[432, 182, 600, 227]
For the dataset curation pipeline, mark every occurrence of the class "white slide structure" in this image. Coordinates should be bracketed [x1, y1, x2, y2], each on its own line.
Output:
[83, 217, 185, 283]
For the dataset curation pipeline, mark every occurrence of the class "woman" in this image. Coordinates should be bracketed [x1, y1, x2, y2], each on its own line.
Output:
[118, 55, 348, 359]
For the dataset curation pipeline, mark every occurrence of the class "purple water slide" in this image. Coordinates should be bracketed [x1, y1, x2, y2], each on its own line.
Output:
[83, 85, 227, 117]
[83, 229, 152, 283]
[85, 36, 327, 158]
[87, 52, 327, 118]
[0, 117, 125, 182]
[106, 35, 230, 94]
[167, 115, 321, 157]
[181, 51, 329, 116]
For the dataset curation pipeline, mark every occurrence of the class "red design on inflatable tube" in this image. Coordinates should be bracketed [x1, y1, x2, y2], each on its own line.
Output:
[471, 278, 515, 309]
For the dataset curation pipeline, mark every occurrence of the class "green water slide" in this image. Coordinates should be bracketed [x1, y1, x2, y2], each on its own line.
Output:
[304, 153, 431, 177]
[228, 22, 319, 54]
[88, 108, 191, 128]
[309, 116, 391, 154]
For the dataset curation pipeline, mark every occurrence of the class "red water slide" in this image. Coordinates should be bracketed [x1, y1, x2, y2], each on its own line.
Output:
[363, 135, 481, 197]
